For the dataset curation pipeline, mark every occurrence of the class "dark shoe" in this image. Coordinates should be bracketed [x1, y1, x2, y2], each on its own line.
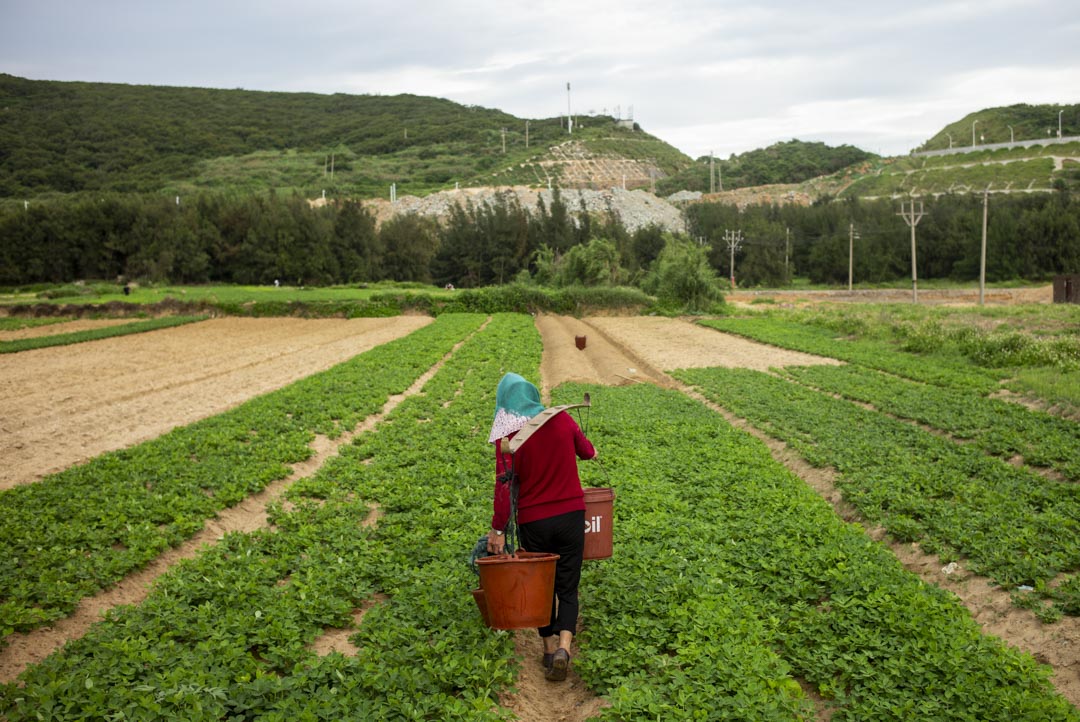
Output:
[542, 652, 554, 670]
[545, 648, 570, 681]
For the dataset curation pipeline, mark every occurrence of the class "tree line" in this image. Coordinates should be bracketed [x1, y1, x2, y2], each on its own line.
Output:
[0, 189, 670, 289]
[685, 190, 1080, 286]
[1, 189, 1077, 291]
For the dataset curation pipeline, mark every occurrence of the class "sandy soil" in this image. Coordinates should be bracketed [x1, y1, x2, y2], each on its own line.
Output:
[0, 316, 431, 490]
[2, 311, 1077, 717]
[726, 284, 1054, 307]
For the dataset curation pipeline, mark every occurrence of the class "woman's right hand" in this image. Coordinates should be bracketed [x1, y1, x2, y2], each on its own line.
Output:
[486, 529, 506, 555]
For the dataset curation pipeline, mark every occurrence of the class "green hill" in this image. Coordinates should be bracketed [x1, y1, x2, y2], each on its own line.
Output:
[919, 103, 1079, 152]
[827, 104, 1080, 200]
[834, 144, 1080, 199]
[0, 74, 691, 200]
[658, 105, 1080, 203]
[655, 139, 876, 195]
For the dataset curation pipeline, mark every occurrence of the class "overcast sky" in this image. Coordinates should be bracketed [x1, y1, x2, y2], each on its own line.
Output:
[4, 0, 1078, 159]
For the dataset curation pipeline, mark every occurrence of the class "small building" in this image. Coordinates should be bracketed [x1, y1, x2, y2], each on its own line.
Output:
[1053, 274, 1080, 304]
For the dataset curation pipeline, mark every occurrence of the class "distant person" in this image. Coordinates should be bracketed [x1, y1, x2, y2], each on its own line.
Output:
[123, 284, 131, 296]
[274, 279, 280, 288]
[486, 372, 596, 681]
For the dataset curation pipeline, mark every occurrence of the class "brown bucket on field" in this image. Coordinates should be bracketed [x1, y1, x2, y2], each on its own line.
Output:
[475, 551, 559, 629]
[575, 335, 587, 350]
[583, 487, 615, 560]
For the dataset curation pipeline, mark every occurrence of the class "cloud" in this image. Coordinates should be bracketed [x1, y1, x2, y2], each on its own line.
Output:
[2, 0, 1079, 159]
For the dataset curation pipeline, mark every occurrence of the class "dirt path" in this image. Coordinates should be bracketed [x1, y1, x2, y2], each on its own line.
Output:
[726, 284, 1053, 307]
[0, 316, 431, 490]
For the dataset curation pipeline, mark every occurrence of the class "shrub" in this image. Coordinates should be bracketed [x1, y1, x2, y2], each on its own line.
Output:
[646, 239, 726, 312]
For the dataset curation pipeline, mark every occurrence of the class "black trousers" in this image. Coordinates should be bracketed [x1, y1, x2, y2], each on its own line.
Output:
[519, 509, 585, 637]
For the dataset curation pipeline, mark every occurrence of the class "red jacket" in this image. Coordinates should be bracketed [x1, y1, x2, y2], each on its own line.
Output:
[492, 411, 596, 530]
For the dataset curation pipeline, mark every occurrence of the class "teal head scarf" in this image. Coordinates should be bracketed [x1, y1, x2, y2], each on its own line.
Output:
[488, 372, 544, 443]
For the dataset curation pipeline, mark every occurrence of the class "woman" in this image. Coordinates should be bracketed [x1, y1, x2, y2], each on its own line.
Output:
[486, 372, 596, 682]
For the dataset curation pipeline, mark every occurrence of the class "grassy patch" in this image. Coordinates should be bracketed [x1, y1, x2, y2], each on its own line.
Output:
[0, 316, 209, 353]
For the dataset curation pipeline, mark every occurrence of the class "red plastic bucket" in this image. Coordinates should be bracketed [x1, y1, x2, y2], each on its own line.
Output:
[583, 487, 615, 560]
[575, 335, 587, 350]
[475, 551, 559, 629]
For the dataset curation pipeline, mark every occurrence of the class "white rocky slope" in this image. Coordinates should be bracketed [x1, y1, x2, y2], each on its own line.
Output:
[367, 186, 685, 234]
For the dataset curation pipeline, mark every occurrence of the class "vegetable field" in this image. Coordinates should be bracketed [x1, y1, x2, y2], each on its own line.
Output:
[1, 311, 1079, 720]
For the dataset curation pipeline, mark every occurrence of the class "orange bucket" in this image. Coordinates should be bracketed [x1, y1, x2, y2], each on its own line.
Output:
[475, 551, 559, 629]
[471, 588, 491, 627]
[583, 487, 615, 560]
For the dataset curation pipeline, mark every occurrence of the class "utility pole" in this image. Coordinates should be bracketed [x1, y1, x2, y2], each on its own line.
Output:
[330, 153, 335, 182]
[785, 227, 790, 282]
[525, 120, 530, 149]
[897, 200, 926, 303]
[718, 161, 723, 191]
[848, 222, 860, 291]
[709, 152, 715, 194]
[979, 188, 989, 306]
[567, 82, 572, 135]
[724, 229, 744, 289]
[501, 128, 507, 154]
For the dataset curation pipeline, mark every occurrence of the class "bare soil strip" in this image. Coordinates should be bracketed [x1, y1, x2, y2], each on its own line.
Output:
[0, 316, 431, 490]
[0, 320, 472, 684]
[536, 314, 1080, 714]
[585, 315, 842, 372]
[536, 313, 669, 396]
[501, 631, 609, 722]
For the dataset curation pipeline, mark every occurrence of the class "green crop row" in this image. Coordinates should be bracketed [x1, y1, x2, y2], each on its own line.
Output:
[0, 315, 208, 353]
[571, 382, 1074, 720]
[782, 364, 1080, 481]
[0, 317, 69, 331]
[0, 314, 484, 640]
[3, 322, 1076, 718]
[699, 317, 1004, 393]
[1, 312, 541, 720]
[676, 367, 1080, 618]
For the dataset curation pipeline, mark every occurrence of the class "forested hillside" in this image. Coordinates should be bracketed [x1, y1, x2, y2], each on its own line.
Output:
[656, 140, 876, 195]
[0, 74, 687, 200]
